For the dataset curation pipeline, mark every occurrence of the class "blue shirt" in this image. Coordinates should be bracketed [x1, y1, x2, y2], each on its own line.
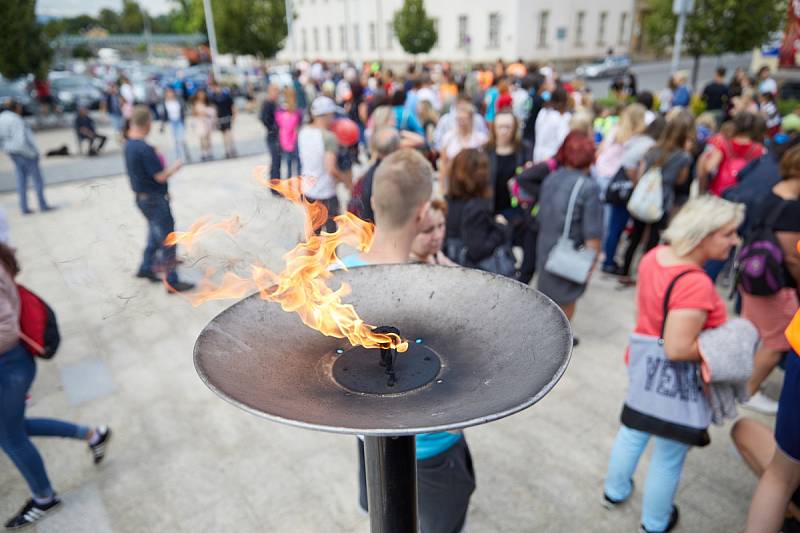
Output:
[337, 254, 463, 460]
[671, 85, 691, 107]
[124, 139, 166, 194]
[393, 106, 424, 136]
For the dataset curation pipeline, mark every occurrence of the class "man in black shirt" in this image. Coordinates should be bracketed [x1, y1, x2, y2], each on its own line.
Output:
[209, 81, 237, 158]
[702, 67, 729, 123]
[124, 106, 194, 293]
[259, 84, 281, 181]
[74, 106, 107, 156]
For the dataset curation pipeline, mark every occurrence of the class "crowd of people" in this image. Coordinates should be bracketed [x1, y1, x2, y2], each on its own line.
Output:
[275, 59, 800, 533]
[1, 56, 799, 532]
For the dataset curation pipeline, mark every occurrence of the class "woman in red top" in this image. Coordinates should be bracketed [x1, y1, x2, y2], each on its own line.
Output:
[603, 195, 743, 533]
[698, 111, 765, 196]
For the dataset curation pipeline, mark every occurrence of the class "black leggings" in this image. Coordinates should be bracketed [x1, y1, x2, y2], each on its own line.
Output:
[621, 217, 666, 276]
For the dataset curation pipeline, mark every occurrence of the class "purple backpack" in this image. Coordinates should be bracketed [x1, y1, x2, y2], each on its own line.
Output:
[736, 203, 787, 296]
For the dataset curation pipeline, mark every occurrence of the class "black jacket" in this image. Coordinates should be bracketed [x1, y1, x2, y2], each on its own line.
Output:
[446, 197, 508, 263]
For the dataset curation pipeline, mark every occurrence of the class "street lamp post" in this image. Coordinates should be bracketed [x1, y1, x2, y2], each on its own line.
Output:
[203, 0, 221, 81]
[670, 0, 694, 73]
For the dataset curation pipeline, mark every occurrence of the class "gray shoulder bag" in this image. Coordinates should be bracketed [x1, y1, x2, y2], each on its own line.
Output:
[544, 177, 597, 284]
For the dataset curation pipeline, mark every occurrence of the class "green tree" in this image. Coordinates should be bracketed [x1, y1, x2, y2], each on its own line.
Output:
[168, 0, 206, 34]
[98, 8, 121, 33]
[119, 0, 145, 33]
[0, 0, 52, 79]
[212, 0, 288, 57]
[392, 0, 437, 56]
[644, 0, 785, 85]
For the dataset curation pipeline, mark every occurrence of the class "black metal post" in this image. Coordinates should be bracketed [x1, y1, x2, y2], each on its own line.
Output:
[363, 435, 418, 533]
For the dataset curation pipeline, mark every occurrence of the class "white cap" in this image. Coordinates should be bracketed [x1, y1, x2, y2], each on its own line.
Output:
[310, 96, 339, 117]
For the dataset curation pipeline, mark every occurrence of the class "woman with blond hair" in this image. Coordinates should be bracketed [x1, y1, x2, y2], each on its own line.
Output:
[595, 103, 648, 196]
[603, 195, 744, 533]
[439, 100, 489, 193]
[618, 110, 695, 285]
[600, 104, 654, 274]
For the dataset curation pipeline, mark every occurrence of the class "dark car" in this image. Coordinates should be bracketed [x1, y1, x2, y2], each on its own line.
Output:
[50, 75, 104, 112]
[780, 79, 800, 101]
[0, 80, 35, 115]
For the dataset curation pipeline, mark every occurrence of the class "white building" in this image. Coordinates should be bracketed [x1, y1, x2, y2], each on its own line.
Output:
[279, 0, 635, 64]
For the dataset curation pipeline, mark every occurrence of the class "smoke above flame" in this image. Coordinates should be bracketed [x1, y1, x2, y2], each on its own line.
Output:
[164, 171, 407, 352]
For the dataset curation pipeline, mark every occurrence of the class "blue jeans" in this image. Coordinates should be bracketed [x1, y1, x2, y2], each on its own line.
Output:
[136, 194, 178, 284]
[267, 138, 281, 180]
[603, 204, 630, 268]
[0, 344, 89, 498]
[604, 425, 690, 532]
[169, 120, 189, 162]
[281, 148, 300, 179]
[9, 154, 48, 213]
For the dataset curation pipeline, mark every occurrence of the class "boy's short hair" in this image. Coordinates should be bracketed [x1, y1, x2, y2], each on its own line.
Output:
[131, 105, 152, 128]
[372, 149, 433, 227]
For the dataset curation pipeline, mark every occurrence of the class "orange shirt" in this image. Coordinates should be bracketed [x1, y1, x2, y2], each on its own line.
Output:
[634, 246, 728, 337]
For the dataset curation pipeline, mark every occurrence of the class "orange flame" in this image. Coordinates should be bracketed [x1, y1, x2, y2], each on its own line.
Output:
[164, 214, 243, 250]
[165, 172, 407, 352]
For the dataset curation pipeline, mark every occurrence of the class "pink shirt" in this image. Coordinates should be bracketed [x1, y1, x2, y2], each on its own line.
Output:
[276, 109, 302, 152]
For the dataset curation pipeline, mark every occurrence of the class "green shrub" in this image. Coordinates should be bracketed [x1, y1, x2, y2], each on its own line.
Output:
[778, 99, 800, 116]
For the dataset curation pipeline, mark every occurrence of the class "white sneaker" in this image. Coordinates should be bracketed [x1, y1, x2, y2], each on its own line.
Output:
[742, 392, 779, 415]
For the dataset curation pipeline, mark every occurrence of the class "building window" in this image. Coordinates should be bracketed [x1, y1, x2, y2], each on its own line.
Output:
[537, 11, 549, 48]
[339, 24, 347, 51]
[598, 11, 608, 45]
[313, 27, 320, 51]
[618, 12, 628, 45]
[302, 28, 308, 53]
[369, 22, 376, 51]
[457, 15, 468, 48]
[353, 24, 360, 51]
[432, 18, 439, 48]
[575, 11, 585, 46]
[488, 13, 500, 49]
[326, 26, 332, 50]
[386, 22, 394, 49]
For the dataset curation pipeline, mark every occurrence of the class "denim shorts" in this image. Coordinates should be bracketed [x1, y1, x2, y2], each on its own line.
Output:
[776, 351, 800, 463]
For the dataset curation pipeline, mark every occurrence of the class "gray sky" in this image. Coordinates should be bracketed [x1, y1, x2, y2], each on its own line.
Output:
[37, 0, 173, 17]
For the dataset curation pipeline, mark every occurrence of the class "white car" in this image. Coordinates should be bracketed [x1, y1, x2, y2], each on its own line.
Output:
[575, 56, 631, 79]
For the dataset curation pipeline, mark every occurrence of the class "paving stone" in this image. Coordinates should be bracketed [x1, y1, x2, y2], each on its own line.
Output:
[59, 358, 117, 406]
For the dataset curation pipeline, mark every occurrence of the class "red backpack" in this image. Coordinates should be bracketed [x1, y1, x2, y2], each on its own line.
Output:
[709, 140, 760, 196]
[18, 285, 60, 359]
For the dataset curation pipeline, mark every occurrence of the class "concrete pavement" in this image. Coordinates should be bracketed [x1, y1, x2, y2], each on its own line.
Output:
[0, 111, 270, 194]
[0, 147, 780, 532]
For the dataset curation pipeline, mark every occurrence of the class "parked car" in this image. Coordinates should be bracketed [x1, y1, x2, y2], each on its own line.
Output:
[575, 55, 631, 79]
[50, 75, 104, 111]
[0, 79, 35, 115]
[780, 79, 800, 101]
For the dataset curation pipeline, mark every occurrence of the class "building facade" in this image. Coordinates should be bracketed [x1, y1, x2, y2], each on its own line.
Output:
[278, 0, 635, 64]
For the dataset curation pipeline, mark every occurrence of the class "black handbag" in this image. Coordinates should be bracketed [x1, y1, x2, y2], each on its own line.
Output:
[604, 167, 633, 206]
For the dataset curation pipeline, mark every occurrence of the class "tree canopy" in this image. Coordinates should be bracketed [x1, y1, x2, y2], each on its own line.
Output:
[644, 0, 785, 58]
[393, 0, 437, 56]
[38, 0, 288, 58]
[0, 0, 52, 79]
[211, 0, 288, 57]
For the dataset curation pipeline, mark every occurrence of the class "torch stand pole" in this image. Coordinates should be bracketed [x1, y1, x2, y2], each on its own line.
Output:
[363, 435, 418, 533]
